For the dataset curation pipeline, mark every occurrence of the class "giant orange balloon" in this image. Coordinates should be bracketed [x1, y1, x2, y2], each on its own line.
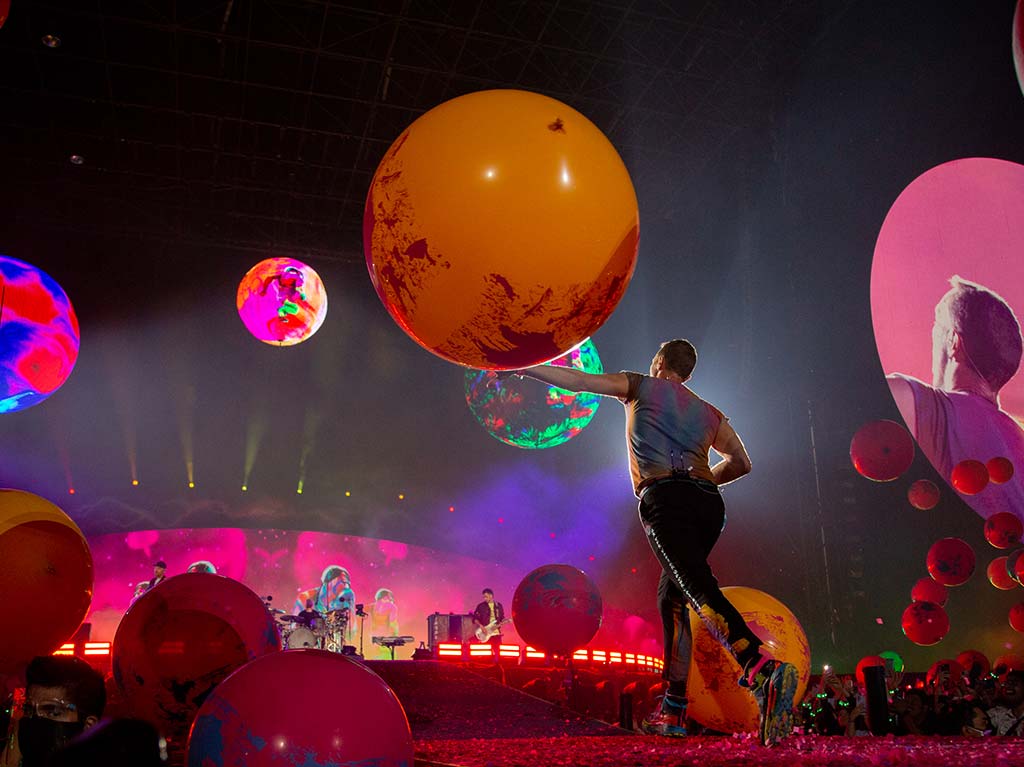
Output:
[364, 89, 639, 369]
[685, 587, 811, 734]
[0, 489, 93, 672]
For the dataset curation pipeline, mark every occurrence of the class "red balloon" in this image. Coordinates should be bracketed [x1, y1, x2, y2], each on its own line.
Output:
[985, 511, 1023, 549]
[910, 577, 948, 606]
[925, 658, 964, 687]
[0, 1, 9, 31]
[855, 655, 886, 688]
[901, 601, 950, 646]
[1009, 549, 1024, 584]
[113, 573, 281, 739]
[951, 460, 989, 495]
[849, 420, 915, 482]
[989, 556, 1018, 590]
[955, 650, 991, 679]
[926, 537, 976, 586]
[187, 650, 412, 766]
[1011, 604, 1024, 633]
[0, 489, 93, 672]
[994, 654, 1024, 674]
[512, 564, 602, 655]
[988, 457, 1016, 484]
[907, 479, 940, 510]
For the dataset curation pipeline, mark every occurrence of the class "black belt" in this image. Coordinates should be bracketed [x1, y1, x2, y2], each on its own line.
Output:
[638, 473, 714, 501]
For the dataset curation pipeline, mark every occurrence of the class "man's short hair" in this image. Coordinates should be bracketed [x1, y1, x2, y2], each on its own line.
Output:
[657, 339, 698, 380]
[154, 561, 166, 569]
[939, 276, 1022, 392]
[26, 656, 106, 721]
[482, 588, 494, 596]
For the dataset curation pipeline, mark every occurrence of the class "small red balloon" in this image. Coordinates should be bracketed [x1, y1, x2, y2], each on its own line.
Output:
[951, 459, 989, 494]
[988, 457, 1016, 484]
[955, 649, 991, 679]
[907, 479, 940, 510]
[855, 655, 886, 688]
[926, 537, 976, 586]
[1011, 604, 1024, 633]
[1009, 549, 1024, 584]
[994, 654, 1024, 674]
[985, 511, 1023, 549]
[989, 557, 1018, 590]
[910, 576, 948, 605]
[925, 658, 964, 687]
[901, 601, 950, 646]
[850, 420, 915, 482]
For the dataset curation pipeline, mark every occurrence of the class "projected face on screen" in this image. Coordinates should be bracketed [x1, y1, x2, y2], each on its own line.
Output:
[871, 158, 1024, 520]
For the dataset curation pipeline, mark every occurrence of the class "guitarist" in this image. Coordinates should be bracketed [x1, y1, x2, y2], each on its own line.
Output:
[472, 589, 506, 648]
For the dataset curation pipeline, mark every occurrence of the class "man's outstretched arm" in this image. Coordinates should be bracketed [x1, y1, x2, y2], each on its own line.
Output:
[710, 419, 752, 486]
[512, 365, 630, 398]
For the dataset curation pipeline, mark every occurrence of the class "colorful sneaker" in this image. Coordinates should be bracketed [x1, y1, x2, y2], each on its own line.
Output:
[640, 695, 688, 737]
[757, 662, 799, 747]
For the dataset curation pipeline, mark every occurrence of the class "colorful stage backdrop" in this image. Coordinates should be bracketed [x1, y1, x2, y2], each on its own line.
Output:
[84, 527, 663, 659]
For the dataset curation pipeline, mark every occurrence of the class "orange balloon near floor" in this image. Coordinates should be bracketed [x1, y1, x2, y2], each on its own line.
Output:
[685, 587, 810, 734]
[364, 89, 639, 369]
[0, 489, 93, 672]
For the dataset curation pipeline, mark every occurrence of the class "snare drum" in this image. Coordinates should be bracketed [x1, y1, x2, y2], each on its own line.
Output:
[284, 626, 319, 650]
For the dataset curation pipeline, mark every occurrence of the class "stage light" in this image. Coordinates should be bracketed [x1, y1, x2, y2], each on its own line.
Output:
[345, 490, 351, 497]
[241, 485, 248, 492]
[132, 479, 139, 486]
[296, 483, 303, 495]
[449, 505, 455, 512]
[42, 34, 61, 48]
[188, 481, 195, 489]
[549, 532, 556, 539]
[398, 493, 404, 500]
[498, 517, 504, 524]
[68, 488, 75, 495]
[69, 154, 84, 166]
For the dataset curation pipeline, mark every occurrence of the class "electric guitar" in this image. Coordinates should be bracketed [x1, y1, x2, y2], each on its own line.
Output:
[475, 618, 511, 642]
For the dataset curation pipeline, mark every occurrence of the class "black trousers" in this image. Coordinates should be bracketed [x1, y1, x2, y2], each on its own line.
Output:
[639, 478, 763, 689]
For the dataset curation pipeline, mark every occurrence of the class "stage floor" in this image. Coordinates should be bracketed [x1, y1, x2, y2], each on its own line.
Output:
[414, 734, 1024, 767]
[364, 662, 1024, 767]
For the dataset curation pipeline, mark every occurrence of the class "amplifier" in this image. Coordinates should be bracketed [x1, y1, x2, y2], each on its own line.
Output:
[427, 612, 476, 650]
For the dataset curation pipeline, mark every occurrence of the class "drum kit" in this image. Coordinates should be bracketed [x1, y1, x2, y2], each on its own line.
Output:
[270, 608, 350, 651]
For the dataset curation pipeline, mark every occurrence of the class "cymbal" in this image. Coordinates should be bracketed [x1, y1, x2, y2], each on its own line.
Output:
[277, 615, 301, 624]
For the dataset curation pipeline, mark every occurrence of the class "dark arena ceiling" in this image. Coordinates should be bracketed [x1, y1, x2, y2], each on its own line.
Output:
[1, 1, 1023, 670]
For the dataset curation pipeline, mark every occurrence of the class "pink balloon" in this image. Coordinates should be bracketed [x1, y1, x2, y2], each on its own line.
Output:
[188, 649, 412, 767]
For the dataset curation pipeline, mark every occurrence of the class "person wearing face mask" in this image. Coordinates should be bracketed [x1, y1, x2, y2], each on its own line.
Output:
[2, 656, 105, 767]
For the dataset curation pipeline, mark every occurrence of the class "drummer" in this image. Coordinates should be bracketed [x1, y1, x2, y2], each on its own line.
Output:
[296, 599, 320, 628]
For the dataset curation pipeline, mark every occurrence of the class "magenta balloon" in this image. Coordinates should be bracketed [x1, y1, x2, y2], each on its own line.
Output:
[236, 258, 327, 346]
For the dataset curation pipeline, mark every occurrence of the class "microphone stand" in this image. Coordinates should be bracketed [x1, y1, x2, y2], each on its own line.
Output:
[355, 604, 367, 657]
